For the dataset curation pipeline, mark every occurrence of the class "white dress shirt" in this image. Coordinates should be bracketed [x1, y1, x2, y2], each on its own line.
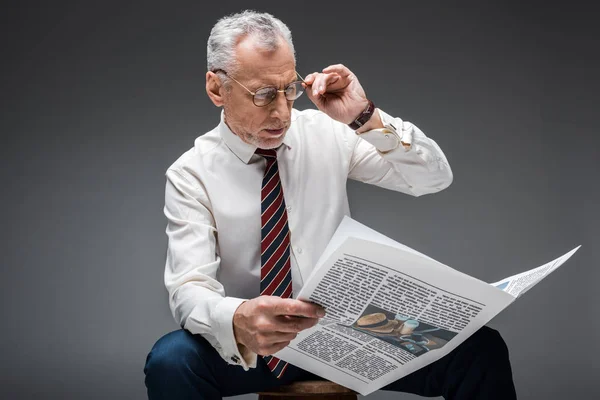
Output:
[163, 107, 453, 370]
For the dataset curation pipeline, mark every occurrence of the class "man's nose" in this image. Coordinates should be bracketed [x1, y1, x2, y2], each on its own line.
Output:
[269, 91, 291, 121]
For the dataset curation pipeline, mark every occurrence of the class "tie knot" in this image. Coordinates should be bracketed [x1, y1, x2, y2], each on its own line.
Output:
[255, 148, 277, 159]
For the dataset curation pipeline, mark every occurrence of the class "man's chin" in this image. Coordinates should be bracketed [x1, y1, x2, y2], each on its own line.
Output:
[256, 137, 285, 149]
[255, 130, 287, 149]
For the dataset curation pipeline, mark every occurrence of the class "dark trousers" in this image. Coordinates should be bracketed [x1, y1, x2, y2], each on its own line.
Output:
[144, 326, 517, 399]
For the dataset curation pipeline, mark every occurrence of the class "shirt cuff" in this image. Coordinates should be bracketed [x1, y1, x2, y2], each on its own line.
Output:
[211, 296, 258, 370]
[356, 109, 412, 153]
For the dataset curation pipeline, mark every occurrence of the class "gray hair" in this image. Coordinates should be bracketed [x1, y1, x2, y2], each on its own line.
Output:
[207, 10, 296, 78]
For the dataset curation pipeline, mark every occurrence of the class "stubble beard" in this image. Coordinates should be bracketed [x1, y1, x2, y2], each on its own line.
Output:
[223, 105, 288, 149]
[244, 131, 286, 149]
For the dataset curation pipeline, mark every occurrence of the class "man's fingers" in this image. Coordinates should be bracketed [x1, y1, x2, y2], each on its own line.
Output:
[255, 331, 298, 351]
[275, 315, 320, 333]
[311, 74, 325, 96]
[271, 298, 325, 317]
[303, 73, 321, 99]
[322, 63, 351, 77]
[259, 341, 292, 356]
[325, 74, 341, 90]
[263, 331, 298, 342]
[304, 72, 345, 99]
[312, 73, 341, 96]
[305, 66, 352, 93]
[305, 87, 323, 107]
[304, 72, 318, 85]
[241, 297, 323, 355]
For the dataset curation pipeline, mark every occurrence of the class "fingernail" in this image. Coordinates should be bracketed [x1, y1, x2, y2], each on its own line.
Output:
[313, 89, 317, 96]
[319, 86, 324, 92]
[317, 308, 325, 317]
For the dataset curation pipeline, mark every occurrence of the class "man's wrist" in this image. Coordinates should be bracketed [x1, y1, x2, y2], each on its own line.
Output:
[348, 99, 376, 130]
[356, 108, 383, 133]
[232, 300, 247, 345]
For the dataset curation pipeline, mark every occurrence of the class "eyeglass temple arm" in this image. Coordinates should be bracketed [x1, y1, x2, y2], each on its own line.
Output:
[296, 71, 308, 85]
[212, 69, 257, 95]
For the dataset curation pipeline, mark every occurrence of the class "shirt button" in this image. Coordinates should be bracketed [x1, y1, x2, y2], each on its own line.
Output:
[286, 205, 292, 212]
[231, 355, 239, 363]
[297, 247, 303, 254]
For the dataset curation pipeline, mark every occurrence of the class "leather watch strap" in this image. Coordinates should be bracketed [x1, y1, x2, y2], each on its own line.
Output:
[348, 99, 375, 130]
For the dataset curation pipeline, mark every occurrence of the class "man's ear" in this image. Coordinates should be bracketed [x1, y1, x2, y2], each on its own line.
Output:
[206, 71, 225, 107]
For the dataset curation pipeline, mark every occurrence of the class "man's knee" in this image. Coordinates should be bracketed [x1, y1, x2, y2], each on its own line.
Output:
[144, 329, 209, 381]
[466, 326, 511, 363]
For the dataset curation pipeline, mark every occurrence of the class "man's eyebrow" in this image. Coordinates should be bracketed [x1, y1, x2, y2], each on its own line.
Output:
[251, 74, 298, 89]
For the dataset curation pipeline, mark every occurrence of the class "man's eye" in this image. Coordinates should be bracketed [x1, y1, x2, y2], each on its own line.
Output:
[285, 85, 297, 96]
[255, 88, 275, 100]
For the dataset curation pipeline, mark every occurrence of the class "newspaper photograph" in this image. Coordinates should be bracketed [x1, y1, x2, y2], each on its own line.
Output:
[352, 305, 457, 357]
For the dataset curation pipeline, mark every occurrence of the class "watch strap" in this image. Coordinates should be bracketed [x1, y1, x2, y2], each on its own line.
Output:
[348, 100, 375, 130]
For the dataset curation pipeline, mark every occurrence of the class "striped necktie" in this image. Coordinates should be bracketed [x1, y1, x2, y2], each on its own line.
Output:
[256, 148, 292, 379]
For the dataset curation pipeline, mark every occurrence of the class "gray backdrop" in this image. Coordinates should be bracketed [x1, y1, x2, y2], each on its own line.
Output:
[1, 1, 598, 399]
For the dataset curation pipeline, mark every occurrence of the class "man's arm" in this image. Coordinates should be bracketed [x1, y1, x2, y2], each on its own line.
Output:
[347, 108, 453, 196]
[163, 167, 254, 369]
[303, 64, 452, 196]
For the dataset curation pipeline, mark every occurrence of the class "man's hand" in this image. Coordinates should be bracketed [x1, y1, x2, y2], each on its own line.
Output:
[233, 296, 325, 356]
[303, 64, 370, 125]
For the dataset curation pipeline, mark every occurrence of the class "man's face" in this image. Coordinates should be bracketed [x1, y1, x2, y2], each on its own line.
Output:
[221, 36, 297, 149]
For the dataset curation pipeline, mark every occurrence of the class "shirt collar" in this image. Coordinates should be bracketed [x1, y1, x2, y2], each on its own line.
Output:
[218, 110, 292, 164]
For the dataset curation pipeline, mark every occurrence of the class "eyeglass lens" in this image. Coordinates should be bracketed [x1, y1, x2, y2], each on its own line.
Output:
[253, 82, 304, 106]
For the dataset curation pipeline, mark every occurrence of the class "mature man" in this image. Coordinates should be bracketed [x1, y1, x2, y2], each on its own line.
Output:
[144, 10, 517, 400]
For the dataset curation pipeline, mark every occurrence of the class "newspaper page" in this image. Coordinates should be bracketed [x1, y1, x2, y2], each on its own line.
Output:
[491, 246, 580, 297]
[274, 217, 580, 396]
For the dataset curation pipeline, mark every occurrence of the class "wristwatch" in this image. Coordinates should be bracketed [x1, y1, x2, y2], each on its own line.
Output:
[348, 100, 376, 130]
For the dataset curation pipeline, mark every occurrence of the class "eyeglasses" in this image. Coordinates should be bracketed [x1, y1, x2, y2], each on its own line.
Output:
[213, 69, 306, 107]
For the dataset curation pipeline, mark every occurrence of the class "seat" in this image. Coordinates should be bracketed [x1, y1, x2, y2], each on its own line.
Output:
[257, 380, 358, 399]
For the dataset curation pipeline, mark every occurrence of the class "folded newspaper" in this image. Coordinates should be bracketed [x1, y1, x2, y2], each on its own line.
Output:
[274, 216, 581, 395]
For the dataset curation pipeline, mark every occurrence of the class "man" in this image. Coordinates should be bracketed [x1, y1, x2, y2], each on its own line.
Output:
[144, 10, 517, 400]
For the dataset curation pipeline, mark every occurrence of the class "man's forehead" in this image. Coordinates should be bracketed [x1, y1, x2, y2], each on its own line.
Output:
[234, 60, 297, 87]
[234, 35, 296, 85]
[247, 70, 297, 87]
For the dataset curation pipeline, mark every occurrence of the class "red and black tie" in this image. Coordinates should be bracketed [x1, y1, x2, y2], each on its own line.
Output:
[256, 148, 292, 378]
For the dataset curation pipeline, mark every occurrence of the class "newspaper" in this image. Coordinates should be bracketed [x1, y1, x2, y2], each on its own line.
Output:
[274, 216, 581, 396]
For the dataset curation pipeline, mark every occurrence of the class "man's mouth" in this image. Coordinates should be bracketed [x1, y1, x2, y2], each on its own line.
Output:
[264, 128, 285, 136]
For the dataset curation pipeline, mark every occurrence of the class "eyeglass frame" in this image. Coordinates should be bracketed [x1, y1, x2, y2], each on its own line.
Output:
[212, 69, 306, 107]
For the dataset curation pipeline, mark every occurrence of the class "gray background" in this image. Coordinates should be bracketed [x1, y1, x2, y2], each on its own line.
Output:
[1, 1, 598, 399]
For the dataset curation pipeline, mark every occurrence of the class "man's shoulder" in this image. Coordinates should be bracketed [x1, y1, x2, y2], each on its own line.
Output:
[166, 127, 223, 175]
